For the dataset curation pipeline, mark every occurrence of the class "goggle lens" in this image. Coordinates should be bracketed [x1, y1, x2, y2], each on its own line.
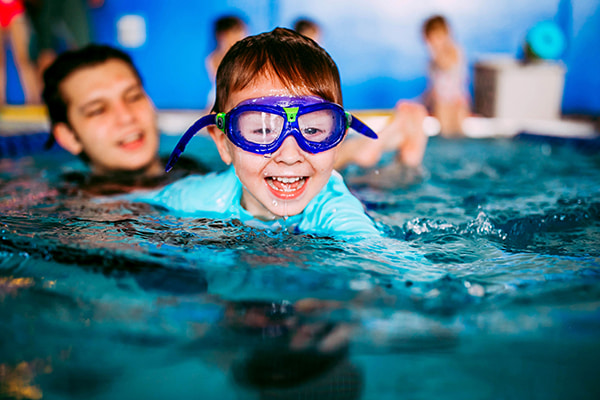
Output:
[297, 109, 343, 143]
[234, 111, 285, 145]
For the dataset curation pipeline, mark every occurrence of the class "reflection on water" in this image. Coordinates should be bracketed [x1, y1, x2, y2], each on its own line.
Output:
[1, 136, 599, 399]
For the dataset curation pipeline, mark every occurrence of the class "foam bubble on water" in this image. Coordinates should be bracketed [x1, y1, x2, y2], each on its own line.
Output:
[464, 281, 485, 297]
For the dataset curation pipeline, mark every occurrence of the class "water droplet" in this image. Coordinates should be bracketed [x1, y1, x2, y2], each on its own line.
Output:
[263, 153, 272, 159]
[272, 199, 278, 206]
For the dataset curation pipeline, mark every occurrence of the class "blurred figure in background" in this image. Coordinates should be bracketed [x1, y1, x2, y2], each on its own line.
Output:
[205, 15, 247, 109]
[293, 17, 321, 43]
[25, 0, 102, 79]
[0, 0, 40, 105]
[422, 15, 469, 137]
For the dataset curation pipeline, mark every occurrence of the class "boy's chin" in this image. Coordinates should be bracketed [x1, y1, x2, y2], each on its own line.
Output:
[250, 202, 307, 221]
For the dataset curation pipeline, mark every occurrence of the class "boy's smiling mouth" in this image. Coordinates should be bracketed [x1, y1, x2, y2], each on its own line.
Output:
[265, 176, 308, 199]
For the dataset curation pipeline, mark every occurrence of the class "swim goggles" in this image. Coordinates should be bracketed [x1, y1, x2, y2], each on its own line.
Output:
[165, 96, 378, 172]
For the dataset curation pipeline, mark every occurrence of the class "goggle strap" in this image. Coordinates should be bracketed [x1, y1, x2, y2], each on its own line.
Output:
[165, 114, 217, 172]
[349, 114, 379, 139]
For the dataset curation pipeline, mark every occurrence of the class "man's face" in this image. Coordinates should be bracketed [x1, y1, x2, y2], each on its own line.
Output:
[56, 59, 160, 175]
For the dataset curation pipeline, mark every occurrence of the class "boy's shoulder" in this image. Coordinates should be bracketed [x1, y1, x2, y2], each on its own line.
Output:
[129, 166, 240, 215]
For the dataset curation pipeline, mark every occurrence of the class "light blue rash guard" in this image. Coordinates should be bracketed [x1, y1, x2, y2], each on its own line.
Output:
[127, 166, 380, 238]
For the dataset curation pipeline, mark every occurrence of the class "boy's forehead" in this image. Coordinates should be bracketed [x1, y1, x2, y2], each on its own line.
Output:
[236, 95, 326, 108]
[224, 73, 323, 110]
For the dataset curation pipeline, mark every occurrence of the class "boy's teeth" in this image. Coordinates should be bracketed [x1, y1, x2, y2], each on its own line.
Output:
[267, 176, 306, 192]
[274, 177, 301, 183]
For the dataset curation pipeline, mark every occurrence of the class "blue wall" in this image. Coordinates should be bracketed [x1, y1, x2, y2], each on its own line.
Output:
[4, 0, 600, 114]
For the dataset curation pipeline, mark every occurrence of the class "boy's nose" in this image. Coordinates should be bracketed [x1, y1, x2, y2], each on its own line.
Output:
[273, 135, 305, 164]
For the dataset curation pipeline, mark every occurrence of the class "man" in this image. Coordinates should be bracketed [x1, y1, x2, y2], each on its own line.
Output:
[42, 44, 206, 194]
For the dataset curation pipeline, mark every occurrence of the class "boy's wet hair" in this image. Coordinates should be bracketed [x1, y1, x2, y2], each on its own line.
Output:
[212, 27, 342, 113]
[42, 44, 142, 129]
[422, 15, 449, 37]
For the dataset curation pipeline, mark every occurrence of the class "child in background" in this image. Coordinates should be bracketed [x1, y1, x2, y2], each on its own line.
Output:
[132, 28, 381, 238]
[0, 0, 40, 105]
[293, 17, 321, 43]
[422, 15, 469, 137]
[205, 15, 247, 109]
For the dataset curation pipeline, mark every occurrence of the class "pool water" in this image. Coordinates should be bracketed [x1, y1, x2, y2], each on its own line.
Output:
[1, 134, 599, 399]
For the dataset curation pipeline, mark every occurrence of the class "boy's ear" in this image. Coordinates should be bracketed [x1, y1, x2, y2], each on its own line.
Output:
[207, 125, 233, 165]
[53, 123, 83, 155]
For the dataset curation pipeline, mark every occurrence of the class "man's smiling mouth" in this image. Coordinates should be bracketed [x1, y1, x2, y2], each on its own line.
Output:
[119, 132, 144, 148]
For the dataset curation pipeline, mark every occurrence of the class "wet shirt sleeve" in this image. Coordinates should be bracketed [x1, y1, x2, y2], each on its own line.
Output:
[124, 167, 241, 216]
[299, 171, 381, 238]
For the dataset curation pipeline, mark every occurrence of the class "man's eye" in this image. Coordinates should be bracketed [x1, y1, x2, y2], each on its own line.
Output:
[85, 107, 105, 117]
[126, 92, 144, 102]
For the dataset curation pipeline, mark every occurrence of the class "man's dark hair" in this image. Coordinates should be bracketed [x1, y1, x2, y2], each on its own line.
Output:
[42, 44, 142, 128]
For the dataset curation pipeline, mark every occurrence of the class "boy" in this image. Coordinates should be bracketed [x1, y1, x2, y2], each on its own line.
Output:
[132, 28, 381, 237]
[42, 44, 205, 194]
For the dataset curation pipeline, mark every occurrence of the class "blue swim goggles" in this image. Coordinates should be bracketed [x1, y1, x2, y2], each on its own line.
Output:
[166, 96, 378, 172]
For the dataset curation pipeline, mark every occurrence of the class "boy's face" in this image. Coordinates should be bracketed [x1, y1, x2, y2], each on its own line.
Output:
[54, 59, 160, 175]
[208, 75, 339, 220]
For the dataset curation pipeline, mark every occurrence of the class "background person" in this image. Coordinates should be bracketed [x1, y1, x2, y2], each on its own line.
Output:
[0, 0, 40, 105]
[293, 17, 321, 43]
[205, 15, 247, 109]
[25, 0, 102, 78]
[422, 14, 470, 137]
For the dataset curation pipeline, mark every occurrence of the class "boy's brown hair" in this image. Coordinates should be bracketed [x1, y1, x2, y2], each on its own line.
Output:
[422, 15, 449, 37]
[212, 27, 342, 113]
